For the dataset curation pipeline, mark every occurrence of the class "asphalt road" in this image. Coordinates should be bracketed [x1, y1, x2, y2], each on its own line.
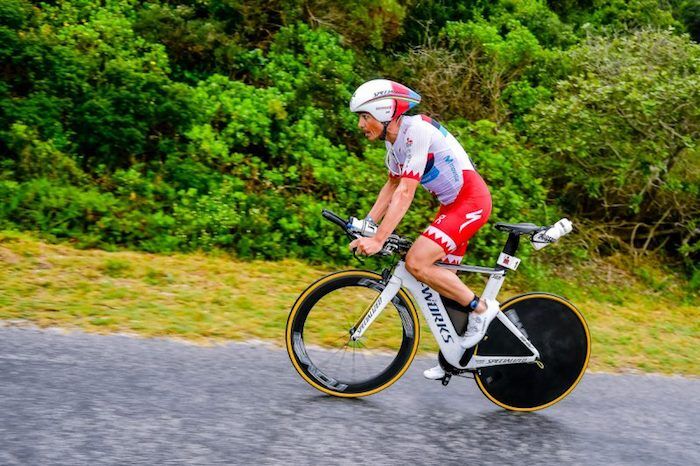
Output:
[0, 325, 698, 465]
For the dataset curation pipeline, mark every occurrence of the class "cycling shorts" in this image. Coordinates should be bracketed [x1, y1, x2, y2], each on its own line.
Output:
[421, 170, 492, 264]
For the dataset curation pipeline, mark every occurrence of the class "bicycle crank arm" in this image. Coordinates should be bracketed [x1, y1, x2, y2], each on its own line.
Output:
[350, 275, 402, 341]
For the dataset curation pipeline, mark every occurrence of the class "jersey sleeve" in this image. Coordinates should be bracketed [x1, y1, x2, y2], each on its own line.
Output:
[400, 124, 432, 181]
[385, 146, 401, 179]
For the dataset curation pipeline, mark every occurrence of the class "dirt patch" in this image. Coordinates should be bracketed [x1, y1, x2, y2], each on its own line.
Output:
[0, 247, 21, 265]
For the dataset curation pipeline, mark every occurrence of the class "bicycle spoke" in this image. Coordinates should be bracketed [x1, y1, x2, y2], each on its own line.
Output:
[315, 343, 349, 369]
[336, 345, 349, 380]
[352, 345, 356, 382]
[356, 346, 374, 380]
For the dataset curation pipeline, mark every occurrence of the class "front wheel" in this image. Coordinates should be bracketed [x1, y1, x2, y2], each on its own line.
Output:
[286, 270, 420, 397]
[475, 293, 591, 411]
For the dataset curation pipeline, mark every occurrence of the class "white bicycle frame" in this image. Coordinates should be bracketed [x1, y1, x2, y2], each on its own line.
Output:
[350, 261, 541, 370]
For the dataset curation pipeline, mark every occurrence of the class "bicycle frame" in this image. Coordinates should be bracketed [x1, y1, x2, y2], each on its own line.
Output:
[350, 261, 541, 369]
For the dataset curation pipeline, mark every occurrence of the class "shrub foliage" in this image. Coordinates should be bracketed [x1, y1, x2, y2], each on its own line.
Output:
[0, 0, 697, 271]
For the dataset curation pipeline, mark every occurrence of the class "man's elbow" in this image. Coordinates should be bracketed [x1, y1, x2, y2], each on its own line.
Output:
[394, 182, 417, 202]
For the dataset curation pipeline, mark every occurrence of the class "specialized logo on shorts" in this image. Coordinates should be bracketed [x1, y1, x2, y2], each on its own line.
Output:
[459, 209, 483, 233]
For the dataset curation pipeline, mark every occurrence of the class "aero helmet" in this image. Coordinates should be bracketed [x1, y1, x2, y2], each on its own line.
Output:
[349, 79, 421, 123]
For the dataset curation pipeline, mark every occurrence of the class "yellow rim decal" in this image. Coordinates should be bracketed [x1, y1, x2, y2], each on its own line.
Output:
[475, 293, 591, 412]
[285, 270, 421, 398]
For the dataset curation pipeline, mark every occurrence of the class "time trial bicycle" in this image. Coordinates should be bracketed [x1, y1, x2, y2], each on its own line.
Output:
[285, 210, 590, 411]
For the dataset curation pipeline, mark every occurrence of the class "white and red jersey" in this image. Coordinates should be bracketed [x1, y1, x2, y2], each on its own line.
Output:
[385, 115, 492, 263]
[385, 115, 485, 205]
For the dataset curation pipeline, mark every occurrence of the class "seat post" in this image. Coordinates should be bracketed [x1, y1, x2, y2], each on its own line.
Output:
[503, 232, 520, 256]
[495, 233, 520, 272]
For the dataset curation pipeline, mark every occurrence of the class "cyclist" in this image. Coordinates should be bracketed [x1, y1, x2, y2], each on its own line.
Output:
[348, 79, 499, 380]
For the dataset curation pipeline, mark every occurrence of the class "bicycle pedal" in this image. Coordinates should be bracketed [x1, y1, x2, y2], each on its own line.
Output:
[441, 374, 452, 386]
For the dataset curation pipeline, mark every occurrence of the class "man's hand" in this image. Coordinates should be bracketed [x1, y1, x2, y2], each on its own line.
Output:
[349, 236, 384, 256]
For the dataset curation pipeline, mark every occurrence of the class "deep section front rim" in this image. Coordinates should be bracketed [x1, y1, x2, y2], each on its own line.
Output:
[285, 270, 420, 397]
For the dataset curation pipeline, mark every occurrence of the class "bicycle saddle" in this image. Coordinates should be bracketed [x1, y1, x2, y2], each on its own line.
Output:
[495, 222, 542, 235]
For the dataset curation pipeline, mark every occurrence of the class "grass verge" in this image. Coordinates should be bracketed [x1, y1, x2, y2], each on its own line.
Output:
[0, 230, 697, 375]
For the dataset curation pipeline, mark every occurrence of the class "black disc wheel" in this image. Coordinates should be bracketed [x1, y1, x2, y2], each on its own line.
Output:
[475, 293, 591, 411]
[286, 270, 420, 397]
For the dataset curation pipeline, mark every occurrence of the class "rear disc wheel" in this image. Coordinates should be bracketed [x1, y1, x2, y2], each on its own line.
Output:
[475, 293, 591, 411]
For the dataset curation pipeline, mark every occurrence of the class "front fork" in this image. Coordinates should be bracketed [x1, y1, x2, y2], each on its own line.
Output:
[350, 274, 402, 341]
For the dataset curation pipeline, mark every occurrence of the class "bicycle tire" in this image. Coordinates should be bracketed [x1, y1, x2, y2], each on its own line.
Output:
[286, 270, 420, 397]
[474, 293, 591, 411]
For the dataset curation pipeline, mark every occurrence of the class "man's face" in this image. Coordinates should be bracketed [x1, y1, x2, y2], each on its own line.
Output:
[357, 113, 383, 141]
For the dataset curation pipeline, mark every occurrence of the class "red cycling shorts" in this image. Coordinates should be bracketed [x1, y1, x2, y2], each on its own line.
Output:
[421, 170, 492, 264]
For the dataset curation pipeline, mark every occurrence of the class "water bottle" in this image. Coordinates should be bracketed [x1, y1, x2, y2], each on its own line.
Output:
[348, 216, 378, 237]
[531, 218, 573, 250]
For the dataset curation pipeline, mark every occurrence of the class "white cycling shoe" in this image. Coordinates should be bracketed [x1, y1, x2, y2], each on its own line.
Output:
[423, 364, 446, 380]
[460, 299, 500, 349]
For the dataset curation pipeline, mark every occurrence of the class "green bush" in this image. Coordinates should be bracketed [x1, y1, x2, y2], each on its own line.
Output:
[524, 30, 700, 267]
[0, 0, 697, 275]
[392, 16, 552, 122]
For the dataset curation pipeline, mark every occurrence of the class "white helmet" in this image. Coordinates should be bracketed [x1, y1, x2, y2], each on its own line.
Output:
[349, 79, 421, 123]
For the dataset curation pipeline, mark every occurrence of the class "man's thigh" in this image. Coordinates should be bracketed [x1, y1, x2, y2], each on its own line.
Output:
[406, 234, 449, 267]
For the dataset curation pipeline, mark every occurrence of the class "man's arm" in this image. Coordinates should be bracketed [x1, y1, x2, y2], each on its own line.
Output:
[367, 176, 400, 223]
[374, 177, 420, 242]
[374, 122, 430, 241]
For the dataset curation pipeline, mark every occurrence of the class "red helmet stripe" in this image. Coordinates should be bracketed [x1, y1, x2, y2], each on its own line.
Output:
[394, 99, 409, 118]
[391, 82, 411, 95]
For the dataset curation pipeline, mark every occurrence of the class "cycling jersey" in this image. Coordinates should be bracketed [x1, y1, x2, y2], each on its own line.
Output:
[386, 115, 481, 205]
[385, 115, 491, 263]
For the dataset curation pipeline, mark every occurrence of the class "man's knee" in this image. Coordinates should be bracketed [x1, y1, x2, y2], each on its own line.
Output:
[405, 254, 430, 281]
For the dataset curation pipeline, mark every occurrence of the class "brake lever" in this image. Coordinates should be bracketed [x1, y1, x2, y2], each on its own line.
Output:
[348, 232, 366, 264]
[351, 247, 365, 265]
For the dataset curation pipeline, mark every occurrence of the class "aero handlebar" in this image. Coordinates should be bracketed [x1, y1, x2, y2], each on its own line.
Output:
[321, 209, 413, 256]
[321, 209, 349, 231]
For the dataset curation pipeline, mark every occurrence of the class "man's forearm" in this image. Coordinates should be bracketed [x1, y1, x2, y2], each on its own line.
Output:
[368, 179, 398, 222]
[375, 183, 416, 242]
